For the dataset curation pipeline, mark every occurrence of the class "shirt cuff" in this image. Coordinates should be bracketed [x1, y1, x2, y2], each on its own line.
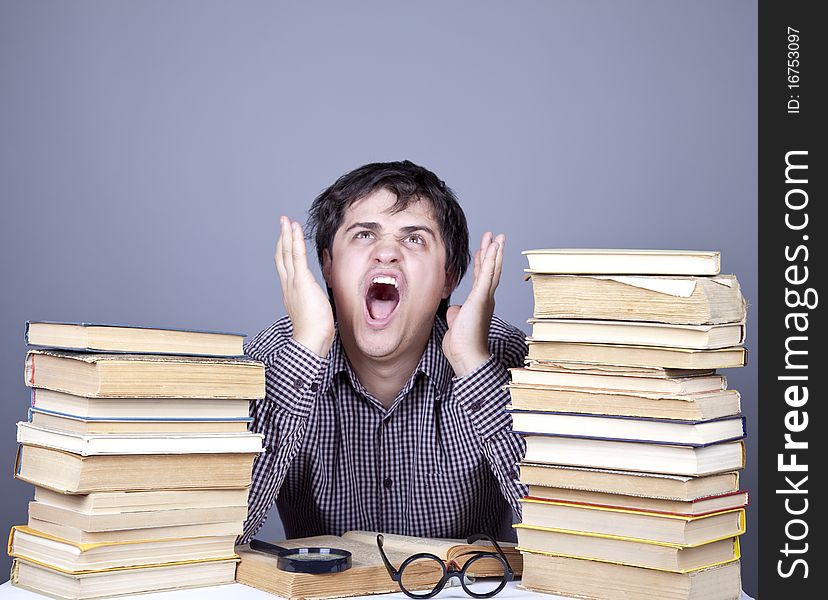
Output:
[452, 354, 513, 439]
[261, 337, 328, 418]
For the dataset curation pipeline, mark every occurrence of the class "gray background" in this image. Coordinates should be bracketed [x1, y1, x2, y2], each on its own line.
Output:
[0, 0, 758, 596]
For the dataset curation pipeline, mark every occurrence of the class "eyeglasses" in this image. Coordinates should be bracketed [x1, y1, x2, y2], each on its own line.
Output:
[376, 533, 514, 599]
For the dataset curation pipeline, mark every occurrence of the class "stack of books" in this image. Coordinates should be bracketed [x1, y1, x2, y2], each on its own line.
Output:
[9, 322, 265, 600]
[510, 250, 748, 600]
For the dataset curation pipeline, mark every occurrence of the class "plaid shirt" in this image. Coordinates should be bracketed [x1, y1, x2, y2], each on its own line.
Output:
[239, 314, 528, 543]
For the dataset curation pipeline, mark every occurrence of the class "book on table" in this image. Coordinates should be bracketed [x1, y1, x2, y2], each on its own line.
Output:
[509, 411, 746, 446]
[235, 530, 522, 600]
[10, 556, 238, 600]
[523, 486, 748, 516]
[30, 388, 252, 420]
[16, 422, 265, 455]
[527, 273, 746, 325]
[28, 409, 252, 434]
[32, 487, 250, 514]
[518, 498, 745, 546]
[25, 321, 246, 356]
[521, 249, 721, 276]
[527, 319, 745, 350]
[507, 384, 741, 421]
[526, 340, 747, 370]
[25, 350, 265, 399]
[517, 464, 741, 500]
[15, 445, 258, 493]
[8, 526, 238, 573]
[521, 436, 745, 476]
[510, 368, 727, 395]
[26, 516, 244, 544]
[514, 526, 740, 572]
[519, 552, 742, 600]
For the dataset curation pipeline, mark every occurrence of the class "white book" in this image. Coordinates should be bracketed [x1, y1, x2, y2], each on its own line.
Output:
[528, 319, 745, 350]
[522, 249, 721, 275]
[510, 411, 746, 446]
[16, 422, 264, 456]
[522, 436, 745, 476]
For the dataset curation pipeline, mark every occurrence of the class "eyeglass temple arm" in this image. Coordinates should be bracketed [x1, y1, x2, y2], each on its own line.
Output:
[465, 533, 513, 572]
[376, 534, 401, 580]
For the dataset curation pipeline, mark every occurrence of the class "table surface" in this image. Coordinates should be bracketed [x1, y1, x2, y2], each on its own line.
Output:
[0, 580, 755, 600]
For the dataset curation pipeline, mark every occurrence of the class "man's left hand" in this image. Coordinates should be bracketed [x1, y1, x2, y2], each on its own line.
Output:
[442, 231, 505, 377]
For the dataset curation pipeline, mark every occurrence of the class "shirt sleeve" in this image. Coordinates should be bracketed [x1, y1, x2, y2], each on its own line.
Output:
[451, 316, 529, 519]
[239, 317, 328, 543]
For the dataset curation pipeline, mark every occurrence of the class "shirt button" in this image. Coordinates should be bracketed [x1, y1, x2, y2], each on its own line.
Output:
[470, 401, 482, 412]
[383, 477, 393, 490]
[294, 377, 304, 390]
[310, 382, 319, 393]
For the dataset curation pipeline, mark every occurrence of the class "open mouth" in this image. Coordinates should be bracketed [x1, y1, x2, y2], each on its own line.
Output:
[365, 275, 401, 325]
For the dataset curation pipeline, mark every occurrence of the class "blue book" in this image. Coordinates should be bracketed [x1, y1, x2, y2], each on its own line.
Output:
[28, 407, 253, 435]
[25, 321, 246, 357]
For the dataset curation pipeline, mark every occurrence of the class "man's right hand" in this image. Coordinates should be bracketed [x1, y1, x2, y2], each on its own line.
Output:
[274, 216, 335, 358]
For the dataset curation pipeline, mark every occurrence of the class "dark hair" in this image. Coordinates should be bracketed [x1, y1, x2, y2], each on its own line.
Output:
[306, 160, 471, 318]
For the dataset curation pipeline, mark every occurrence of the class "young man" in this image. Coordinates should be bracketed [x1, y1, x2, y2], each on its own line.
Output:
[240, 160, 528, 544]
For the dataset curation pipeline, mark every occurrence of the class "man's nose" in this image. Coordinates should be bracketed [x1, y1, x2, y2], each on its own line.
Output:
[372, 237, 401, 264]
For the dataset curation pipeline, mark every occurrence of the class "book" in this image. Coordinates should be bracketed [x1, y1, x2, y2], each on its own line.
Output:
[27, 500, 249, 532]
[32, 487, 250, 513]
[510, 368, 726, 395]
[25, 350, 265, 399]
[527, 274, 746, 325]
[517, 362, 716, 377]
[527, 319, 745, 350]
[25, 321, 245, 357]
[521, 437, 745, 476]
[518, 464, 740, 501]
[235, 531, 522, 600]
[16, 445, 258, 493]
[507, 385, 741, 421]
[29, 409, 252, 434]
[519, 552, 742, 600]
[9, 526, 238, 573]
[524, 487, 749, 516]
[522, 249, 721, 276]
[17, 422, 264, 455]
[510, 411, 746, 446]
[514, 527, 740, 573]
[27, 517, 243, 544]
[519, 499, 745, 546]
[11, 556, 237, 599]
[526, 341, 747, 370]
[30, 388, 251, 420]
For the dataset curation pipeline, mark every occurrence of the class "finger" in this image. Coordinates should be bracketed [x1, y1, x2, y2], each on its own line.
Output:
[490, 234, 506, 294]
[291, 221, 310, 277]
[473, 231, 491, 282]
[445, 304, 462, 329]
[280, 216, 295, 281]
[470, 240, 498, 300]
[274, 227, 287, 285]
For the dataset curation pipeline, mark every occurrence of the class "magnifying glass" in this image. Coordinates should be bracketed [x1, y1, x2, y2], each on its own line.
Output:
[248, 538, 353, 574]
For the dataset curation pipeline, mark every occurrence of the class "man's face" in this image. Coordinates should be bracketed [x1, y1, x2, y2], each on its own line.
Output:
[323, 188, 452, 362]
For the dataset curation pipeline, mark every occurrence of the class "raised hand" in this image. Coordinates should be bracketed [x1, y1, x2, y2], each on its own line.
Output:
[274, 216, 335, 358]
[442, 231, 505, 377]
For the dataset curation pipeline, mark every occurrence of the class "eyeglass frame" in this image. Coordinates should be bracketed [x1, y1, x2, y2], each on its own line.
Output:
[376, 533, 515, 599]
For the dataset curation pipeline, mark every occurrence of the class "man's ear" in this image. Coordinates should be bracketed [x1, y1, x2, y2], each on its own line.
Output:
[441, 271, 456, 299]
[322, 248, 332, 285]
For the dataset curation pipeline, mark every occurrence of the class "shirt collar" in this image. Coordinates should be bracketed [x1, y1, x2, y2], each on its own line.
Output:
[320, 316, 454, 400]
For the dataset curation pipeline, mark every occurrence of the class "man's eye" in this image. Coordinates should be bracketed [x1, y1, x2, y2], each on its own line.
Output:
[405, 234, 425, 245]
[355, 231, 374, 240]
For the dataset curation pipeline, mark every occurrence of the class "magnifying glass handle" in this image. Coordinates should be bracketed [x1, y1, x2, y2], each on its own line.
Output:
[249, 539, 289, 554]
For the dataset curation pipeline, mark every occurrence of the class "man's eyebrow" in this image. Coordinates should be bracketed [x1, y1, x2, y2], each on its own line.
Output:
[343, 222, 437, 238]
